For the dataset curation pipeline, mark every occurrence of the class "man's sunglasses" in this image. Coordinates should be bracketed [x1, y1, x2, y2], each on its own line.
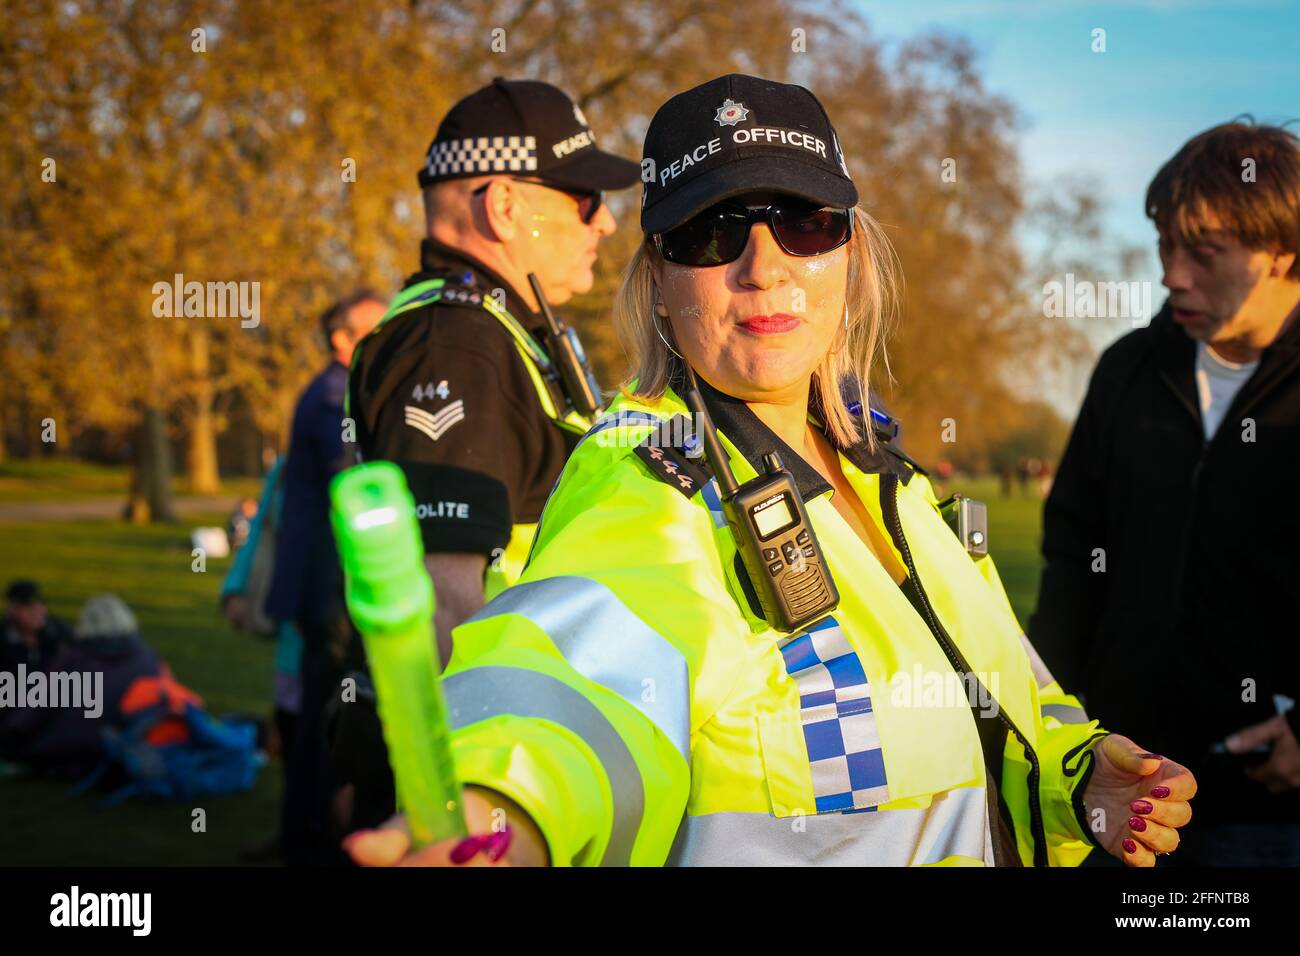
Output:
[653, 200, 853, 267]
[473, 177, 605, 224]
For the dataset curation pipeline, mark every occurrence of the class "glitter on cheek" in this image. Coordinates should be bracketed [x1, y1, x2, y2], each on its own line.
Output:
[664, 266, 728, 325]
[798, 247, 847, 281]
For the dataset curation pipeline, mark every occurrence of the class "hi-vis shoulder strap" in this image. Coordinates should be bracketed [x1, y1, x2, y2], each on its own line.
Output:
[353, 278, 590, 434]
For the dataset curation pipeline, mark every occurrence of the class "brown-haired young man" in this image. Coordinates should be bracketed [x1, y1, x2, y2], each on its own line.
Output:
[1031, 120, 1300, 866]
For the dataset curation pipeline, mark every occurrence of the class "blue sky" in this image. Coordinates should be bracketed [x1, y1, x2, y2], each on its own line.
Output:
[860, 0, 1298, 398]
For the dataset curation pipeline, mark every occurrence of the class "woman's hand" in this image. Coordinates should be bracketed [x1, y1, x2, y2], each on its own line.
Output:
[342, 785, 550, 867]
[1082, 734, 1197, 867]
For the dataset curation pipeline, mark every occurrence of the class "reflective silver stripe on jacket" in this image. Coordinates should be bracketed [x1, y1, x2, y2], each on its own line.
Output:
[1040, 703, 1090, 724]
[443, 665, 644, 866]
[666, 785, 994, 866]
[465, 577, 691, 761]
[576, 410, 664, 454]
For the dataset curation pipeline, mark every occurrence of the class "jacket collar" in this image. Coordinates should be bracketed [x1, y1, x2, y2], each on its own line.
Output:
[1150, 297, 1300, 423]
[1148, 302, 1200, 420]
[1149, 300, 1197, 365]
[667, 359, 910, 502]
[414, 237, 546, 336]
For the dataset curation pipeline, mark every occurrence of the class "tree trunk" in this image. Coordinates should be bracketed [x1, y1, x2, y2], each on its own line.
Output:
[186, 326, 221, 494]
[127, 405, 175, 523]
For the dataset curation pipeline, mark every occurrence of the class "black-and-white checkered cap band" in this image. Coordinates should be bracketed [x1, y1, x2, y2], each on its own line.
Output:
[424, 135, 538, 180]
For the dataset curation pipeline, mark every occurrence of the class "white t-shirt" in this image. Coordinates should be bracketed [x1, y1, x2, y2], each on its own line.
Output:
[1194, 342, 1258, 439]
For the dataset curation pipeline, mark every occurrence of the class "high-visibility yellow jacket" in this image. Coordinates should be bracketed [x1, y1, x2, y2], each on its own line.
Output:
[442, 384, 1108, 865]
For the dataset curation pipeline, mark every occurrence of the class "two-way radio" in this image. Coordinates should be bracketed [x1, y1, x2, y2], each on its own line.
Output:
[681, 365, 839, 632]
[527, 273, 603, 418]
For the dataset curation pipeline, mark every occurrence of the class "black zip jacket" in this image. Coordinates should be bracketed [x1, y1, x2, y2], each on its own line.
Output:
[1030, 300, 1300, 823]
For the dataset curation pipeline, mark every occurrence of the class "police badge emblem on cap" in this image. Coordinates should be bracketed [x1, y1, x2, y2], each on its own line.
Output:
[714, 99, 750, 127]
[640, 74, 858, 236]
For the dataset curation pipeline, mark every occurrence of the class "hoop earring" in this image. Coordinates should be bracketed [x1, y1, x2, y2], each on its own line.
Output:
[653, 311, 685, 360]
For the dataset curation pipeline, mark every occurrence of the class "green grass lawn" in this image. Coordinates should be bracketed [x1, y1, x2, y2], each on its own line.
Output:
[0, 513, 281, 865]
[0, 458, 263, 503]
[0, 479, 1050, 866]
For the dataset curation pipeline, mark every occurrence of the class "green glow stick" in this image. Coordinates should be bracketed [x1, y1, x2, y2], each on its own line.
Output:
[330, 462, 467, 847]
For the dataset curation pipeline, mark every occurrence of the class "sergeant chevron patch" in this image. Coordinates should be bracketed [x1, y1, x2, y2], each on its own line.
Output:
[405, 401, 465, 442]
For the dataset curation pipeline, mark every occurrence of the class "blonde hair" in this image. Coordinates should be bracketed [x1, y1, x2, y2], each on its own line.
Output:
[614, 205, 901, 449]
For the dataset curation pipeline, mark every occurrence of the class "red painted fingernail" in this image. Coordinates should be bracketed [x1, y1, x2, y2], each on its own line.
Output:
[341, 830, 371, 854]
[1131, 800, 1153, 814]
[484, 826, 514, 862]
[1150, 786, 1171, 798]
[1140, 753, 1162, 760]
[1128, 816, 1147, 832]
[1123, 838, 1137, 854]
[450, 835, 489, 865]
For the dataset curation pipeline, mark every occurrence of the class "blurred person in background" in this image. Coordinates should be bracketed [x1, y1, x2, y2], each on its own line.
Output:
[2, 594, 187, 780]
[1032, 121, 1300, 866]
[265, 289, 384, 865]
[2, 580, 71, 674]
[222, 455, 301, 863]
[227, 496, 259, 551]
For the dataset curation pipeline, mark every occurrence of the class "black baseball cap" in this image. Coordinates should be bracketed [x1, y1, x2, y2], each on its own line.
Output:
[419, 77, 640, 192]
[6, 579, 41, 604]
[640, 74, 858, 236]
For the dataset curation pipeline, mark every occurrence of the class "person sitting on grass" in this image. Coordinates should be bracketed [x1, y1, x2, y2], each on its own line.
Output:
[2, 579, 71, 674]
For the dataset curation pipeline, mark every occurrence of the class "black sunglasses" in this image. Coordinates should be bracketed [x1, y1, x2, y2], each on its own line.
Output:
[473, 177, 605, 224]
[653, 199, 853, 267]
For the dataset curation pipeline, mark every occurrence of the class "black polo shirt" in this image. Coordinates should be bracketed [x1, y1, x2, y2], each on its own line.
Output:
[348, 238, 577, 557]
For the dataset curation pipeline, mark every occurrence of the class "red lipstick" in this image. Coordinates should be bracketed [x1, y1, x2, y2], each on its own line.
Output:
[738, 313, 799, 334]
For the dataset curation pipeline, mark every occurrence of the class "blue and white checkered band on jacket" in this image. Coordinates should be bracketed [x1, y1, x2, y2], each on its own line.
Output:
[780, 616, 890, 814]
[424, 135, 539, 179]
